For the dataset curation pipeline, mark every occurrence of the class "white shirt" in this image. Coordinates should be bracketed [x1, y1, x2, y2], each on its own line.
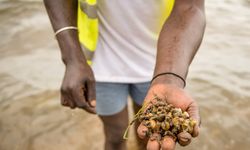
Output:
[92, 0, 167, 83]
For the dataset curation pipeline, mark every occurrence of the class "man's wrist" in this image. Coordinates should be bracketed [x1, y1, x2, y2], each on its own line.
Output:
[56, 30, 88, 66]
[151, 73, 186, 88]
[61, 50, 87, 66]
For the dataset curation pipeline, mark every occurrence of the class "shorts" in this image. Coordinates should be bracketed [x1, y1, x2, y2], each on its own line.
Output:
[96, 82, 150, 116]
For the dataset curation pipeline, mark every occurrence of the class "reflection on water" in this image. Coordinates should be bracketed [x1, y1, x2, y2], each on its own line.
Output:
[0, 0, 250, 150]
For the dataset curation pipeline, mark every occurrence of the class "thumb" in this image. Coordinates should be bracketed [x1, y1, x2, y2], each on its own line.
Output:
[87, 80, 96, 107]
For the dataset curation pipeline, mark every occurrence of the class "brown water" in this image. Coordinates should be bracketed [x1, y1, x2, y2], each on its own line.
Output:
[0, 1, 250, 150]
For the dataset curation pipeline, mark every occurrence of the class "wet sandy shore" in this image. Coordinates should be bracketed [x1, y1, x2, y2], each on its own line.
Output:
[0, 1, 250, 150]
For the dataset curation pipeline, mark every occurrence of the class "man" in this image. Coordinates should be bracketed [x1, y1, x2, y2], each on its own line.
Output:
[43, 0, 205, 150]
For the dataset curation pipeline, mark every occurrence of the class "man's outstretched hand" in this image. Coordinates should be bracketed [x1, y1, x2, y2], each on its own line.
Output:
[60, 61, 96, 114]
[137, 78, 200, 150]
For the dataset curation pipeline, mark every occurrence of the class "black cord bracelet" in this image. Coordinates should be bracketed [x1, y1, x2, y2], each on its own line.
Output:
[151, 72, 186, 87]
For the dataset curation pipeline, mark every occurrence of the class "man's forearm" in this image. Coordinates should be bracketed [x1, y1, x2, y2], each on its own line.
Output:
[44, 0, 87, 65]
[154, 0, 206, 87]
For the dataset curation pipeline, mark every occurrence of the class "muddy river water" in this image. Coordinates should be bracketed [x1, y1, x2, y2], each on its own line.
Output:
[0, 0, 250, 150]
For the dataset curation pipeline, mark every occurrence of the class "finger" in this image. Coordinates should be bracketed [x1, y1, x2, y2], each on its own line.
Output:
[66, 94, 76, 109]
[68, 100, 76, 109]
[61, 95, 69, 107]
[147, 133, 160, 150]
[72, 89, 96, 114]
[72, 87, 87, 108]
[177, 131, 192, 146]
[86, 80, 96, 107]
[137, 123, 148, 139]
[187, 101, 200, 137]
[83, 104, 96, 114]
[193, 123, 200, 137]
[161, 136, 176, 150]
[60, 88, 70, 107]
[90, 100, 96, 107]
[61, 92, 76, 109]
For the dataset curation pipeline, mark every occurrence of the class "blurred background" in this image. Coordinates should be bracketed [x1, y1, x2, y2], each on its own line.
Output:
[0, 0, 250, 150]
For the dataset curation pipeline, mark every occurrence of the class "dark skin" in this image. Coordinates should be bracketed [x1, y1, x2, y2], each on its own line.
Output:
[44, 0, 96, 113]
[137, 0, 206, 149]
[43, 0, 206, 149]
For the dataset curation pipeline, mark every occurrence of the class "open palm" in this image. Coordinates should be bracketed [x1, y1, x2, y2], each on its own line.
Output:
[137, 83, 200, 150]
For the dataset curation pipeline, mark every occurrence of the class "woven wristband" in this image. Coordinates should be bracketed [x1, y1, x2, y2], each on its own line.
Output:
[151, 72, 186, 88]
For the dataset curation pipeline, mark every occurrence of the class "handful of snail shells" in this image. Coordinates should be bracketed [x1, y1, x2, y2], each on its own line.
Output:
[124, 96, 196, 142]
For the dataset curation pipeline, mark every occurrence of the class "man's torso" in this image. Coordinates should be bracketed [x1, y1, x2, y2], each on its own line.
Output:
[92, 0, 171, 83]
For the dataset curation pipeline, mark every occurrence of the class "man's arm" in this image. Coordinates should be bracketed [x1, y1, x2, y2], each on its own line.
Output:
[44, 0, 86, 64]
[137, 0, 205, 150]
[43, 0, 96, 113]
[154, 0, 206, 87]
